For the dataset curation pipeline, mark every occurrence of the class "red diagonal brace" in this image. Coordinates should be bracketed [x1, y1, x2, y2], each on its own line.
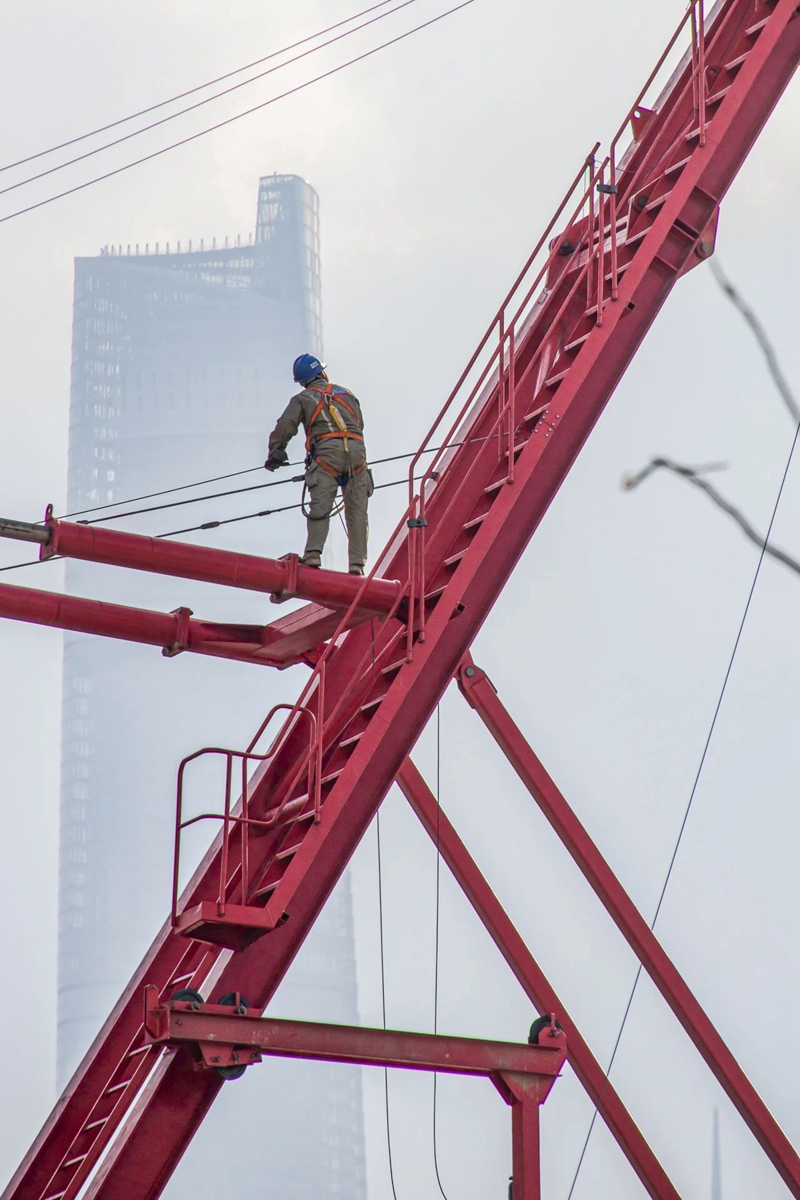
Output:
[456, 659, 800, 1195]
[396, 757, 681, 1200]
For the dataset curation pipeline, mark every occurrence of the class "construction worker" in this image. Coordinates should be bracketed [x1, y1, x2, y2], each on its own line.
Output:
[265, 354, 372, 575]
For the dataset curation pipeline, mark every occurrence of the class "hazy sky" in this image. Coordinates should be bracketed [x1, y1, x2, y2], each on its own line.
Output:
[1, 1, 798, 1197]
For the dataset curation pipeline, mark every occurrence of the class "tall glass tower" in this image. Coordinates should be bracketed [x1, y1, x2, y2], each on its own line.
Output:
[58, 175, 366, 1197]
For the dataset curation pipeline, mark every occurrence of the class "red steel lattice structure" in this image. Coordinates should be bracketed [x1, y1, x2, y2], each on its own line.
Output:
[1, 1, 799, 1196]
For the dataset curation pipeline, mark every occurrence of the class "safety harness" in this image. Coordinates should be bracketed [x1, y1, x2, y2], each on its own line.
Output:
[305, 384, 367, 488]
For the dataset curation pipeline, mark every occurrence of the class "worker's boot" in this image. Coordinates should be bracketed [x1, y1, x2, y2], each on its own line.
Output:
[300, 553, 321, 569]
[349, 565, 364, 576]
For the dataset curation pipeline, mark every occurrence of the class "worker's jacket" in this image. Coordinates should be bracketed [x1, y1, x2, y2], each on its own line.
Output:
[268, 378, 366, 465]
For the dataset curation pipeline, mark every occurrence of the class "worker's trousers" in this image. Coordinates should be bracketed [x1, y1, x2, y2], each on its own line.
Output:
[301, 443, 372, 571]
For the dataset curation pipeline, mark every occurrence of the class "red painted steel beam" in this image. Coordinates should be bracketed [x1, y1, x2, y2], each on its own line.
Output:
[0, 514, 400, 615]
[0, 580, 275, 666]
[397, 757, 682, 1200]
[456, 661, 800, 1190]
[8, 8, 799, 1200]
[143, 993, 566, 1082]
[0, 580, 380, 670]
[505, 1077, 543, 1200]
[71, 9, 800, 1193]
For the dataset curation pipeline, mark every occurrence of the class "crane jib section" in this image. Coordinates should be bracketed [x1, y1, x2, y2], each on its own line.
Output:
[4, 4, 800, 1200]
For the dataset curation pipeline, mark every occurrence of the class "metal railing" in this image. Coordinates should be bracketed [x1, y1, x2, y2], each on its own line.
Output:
[171, 0, 716, 922]
[172, 701, 320, 924]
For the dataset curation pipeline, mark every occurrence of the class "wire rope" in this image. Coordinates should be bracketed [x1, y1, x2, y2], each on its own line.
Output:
[567, 340, 800, 1200]
[0, 0, 476, 226]
[377, 807, 401, 1200]
[0, 0, 424, 200]
[0, 1, 397, 175]
[157, 474, 407, 537]
[432, 703, 451, 1200]
[56, 434, 500, 524]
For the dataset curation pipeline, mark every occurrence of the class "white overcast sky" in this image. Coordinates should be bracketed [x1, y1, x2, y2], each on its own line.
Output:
[0, 1, 798, 1197]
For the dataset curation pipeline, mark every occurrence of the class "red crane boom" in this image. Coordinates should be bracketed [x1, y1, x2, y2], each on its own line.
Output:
[2, 2, 798, 1197]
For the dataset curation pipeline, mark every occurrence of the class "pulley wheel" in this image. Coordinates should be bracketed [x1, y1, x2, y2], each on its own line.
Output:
[170, 988, 204, 1007]
[213, 992, 252, 1080]
[528, 1014, 563, 1045]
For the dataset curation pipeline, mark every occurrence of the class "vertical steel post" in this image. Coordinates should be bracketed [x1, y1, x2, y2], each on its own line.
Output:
[507, 1076, 542, 1200]
[218, 753, 233, 917]
[596, 167, 606, 325]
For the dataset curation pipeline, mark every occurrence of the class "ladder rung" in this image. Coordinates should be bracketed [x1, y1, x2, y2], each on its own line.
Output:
[381, 658, 405, 678]
[126, 1043, 151, 1058]
[544, 366, 570, 389]
[463, 512, 487, 533]
[523, 404, 550, 427]
[706, 84, 732, 107]
[644, 192, 668, 214]
[167, 972, 194, 988]
[340, 731, 363, 751]
[724, 50, 750, 72]
[664, 155, 691, 178]
[360, 694, 384, 716]
[745, 16, 770, 37]
[44, 1192, 67, 1200]
[104, 1080, 131, 1096]
[321, 768, 343, 787]
[564, 331, 591, 354]
[444, 549, 467, 569]
[82, 1117, 109, 1133]
[484, 478, 506, 497]
[62, 1154, 87, 1170]
[424, 583, 448, 603]
[251, 881, 278, 899]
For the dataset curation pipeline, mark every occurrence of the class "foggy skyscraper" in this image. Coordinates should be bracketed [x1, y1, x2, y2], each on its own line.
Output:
[58, 174, 366, 1197]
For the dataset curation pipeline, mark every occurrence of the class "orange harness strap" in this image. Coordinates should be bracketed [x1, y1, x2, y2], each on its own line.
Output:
[305, 385, 364, 452]
[314, 456, 367, 482]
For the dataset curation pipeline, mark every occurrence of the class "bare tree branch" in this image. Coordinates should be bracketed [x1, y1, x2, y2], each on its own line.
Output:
[622, 456, 800, 578]
[710, 260, 799, 424]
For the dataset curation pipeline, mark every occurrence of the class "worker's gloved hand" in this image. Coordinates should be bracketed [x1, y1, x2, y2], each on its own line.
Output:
[264, 449, 289, 472]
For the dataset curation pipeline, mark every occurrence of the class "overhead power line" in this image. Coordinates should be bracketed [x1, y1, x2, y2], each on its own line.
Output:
[0, 1, 397, 175]
[0, 0, 477, 225]
[0, 0, 423, 199]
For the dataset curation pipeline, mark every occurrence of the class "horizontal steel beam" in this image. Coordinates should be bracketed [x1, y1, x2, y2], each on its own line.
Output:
[0, 513, 401, 615]
[143, 990, 566, 1084]
[0, 580, 318, 668]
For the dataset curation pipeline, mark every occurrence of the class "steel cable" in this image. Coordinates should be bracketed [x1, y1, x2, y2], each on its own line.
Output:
[0, 0, 477, 225]
[58, 434, 500, 524]
[432, 703, 451, 1200]
[0, 1, 397, 175]
[0, 0, 424, 200]
[568, 271, 800, 1197]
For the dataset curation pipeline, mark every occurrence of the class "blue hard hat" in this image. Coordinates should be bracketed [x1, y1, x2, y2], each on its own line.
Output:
[293, 354, 326, 385]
